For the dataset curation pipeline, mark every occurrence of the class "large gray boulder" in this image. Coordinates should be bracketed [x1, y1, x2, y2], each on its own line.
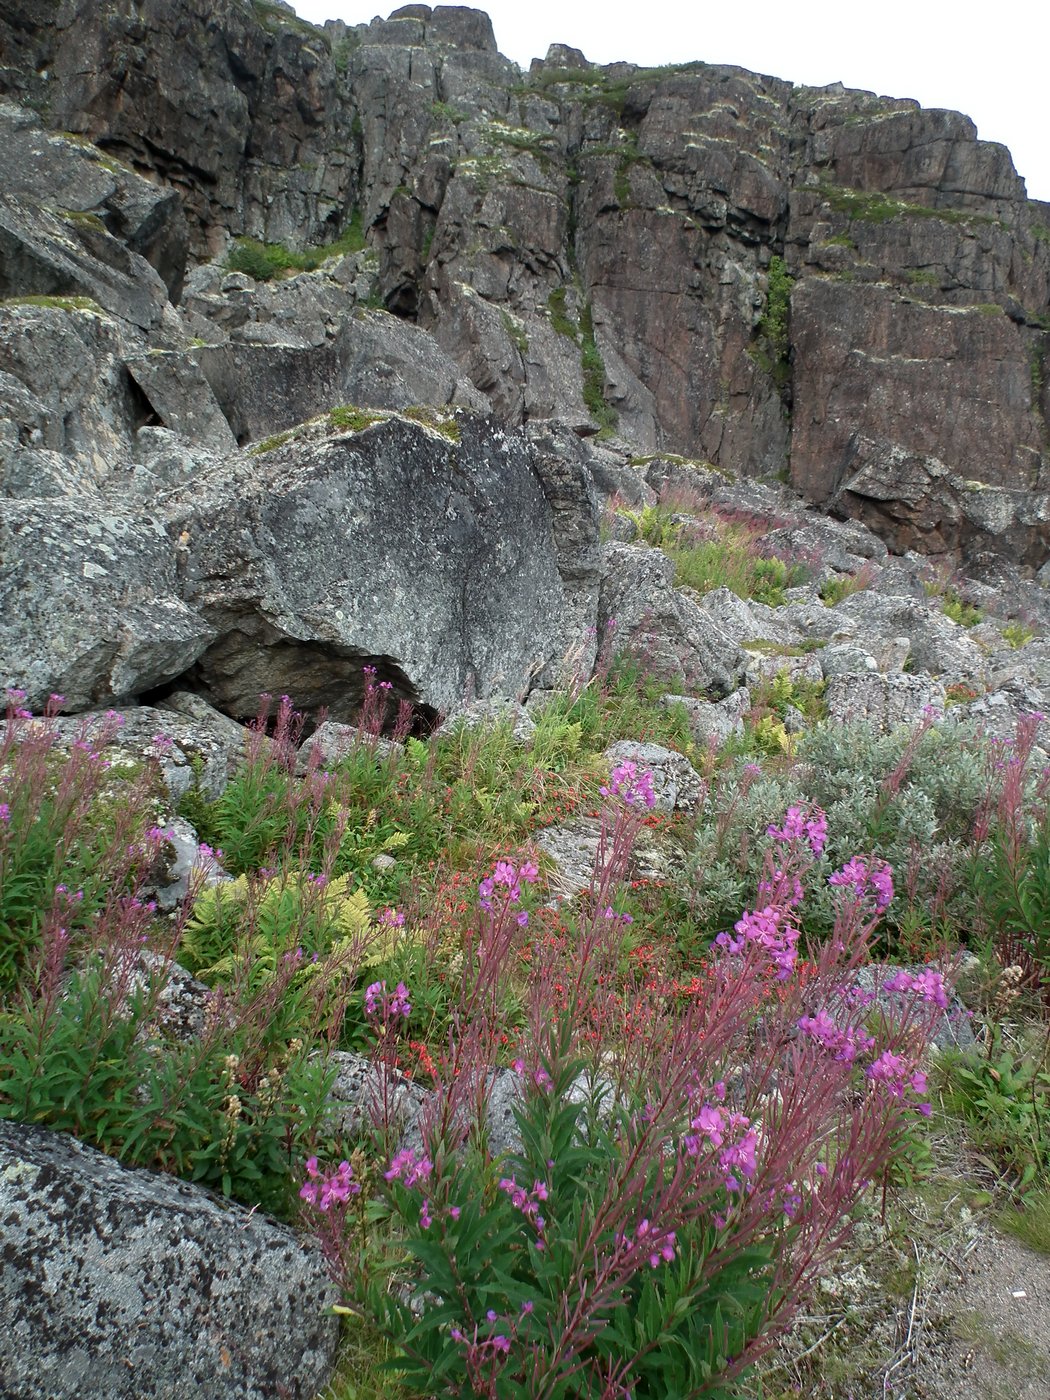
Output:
[598, 542, 745, 697]
[0, 1121, 340, 1400]
[825, 671, 946, 730]
[175, 413, 592, 720]
[0, 499, 213, 710]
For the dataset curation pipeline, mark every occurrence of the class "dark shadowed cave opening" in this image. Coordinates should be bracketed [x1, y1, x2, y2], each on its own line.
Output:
[138, 635, 439, 738]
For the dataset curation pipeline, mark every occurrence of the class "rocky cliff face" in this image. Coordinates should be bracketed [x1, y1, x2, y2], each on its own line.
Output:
[1, 1, 1049, 715]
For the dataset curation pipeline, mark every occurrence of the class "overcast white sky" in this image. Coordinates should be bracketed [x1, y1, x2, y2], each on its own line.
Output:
[291, 1, 1050, 203]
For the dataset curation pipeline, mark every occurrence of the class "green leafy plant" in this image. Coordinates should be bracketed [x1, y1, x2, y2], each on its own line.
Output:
[940, 590, 983, 628]
[0, 702, 163, 994]
[939, 1039, 1050, 1196]
[819, 565, 874, 607]
[226, 214, 368, 282]
[373, 1032, 779, 1398]
[1002, 620, 1036, 649]
[0, 949, 338, 1216]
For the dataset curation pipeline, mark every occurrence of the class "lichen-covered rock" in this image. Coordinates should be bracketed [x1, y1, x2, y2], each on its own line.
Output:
[825, 672, 946, 730]
[665, 687, 751, 746]
[819, 643, 879, 678]
[0, 1121, 340, 1400]
[603, 739, 704, 812]
[598, 543, 745, 696]
[536, 817, 673, 900]
[326, 1050, 428, 1142]
[835, 592, 988, 682]
[2, 2, 1048, 568]
[442, 697, 537, 745]
[175, 414, 588, 720]
[0, 501, 213, 711]
[297, 720, 403, 770]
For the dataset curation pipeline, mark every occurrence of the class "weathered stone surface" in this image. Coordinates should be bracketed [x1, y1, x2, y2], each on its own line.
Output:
[2, 3, 1048, 569]
[0, 0, 356, 256]
[0, 501, 213, 711]
[125, 353, 236, 453]
[835, 592, 988, 682]
[537, 817, 675, 899]
[824, 672, 946, 730]
[825, 436, 1050, 571]
[664, 687, 751, 746]
[326, 1050, 428, 1142]
[744, 650, 824, 688]
[698, 585, 792, 646]
[174, 414, 586, 719]
[0, 102, 189, 300]
[196, 311, 487, 444]
[0, 195, 170, 333]
[598, 543, 745, 696]
[819, 643, 879, 678]
[442, 697, 537, 744]
[0, 1120, 340, 1400]
[603, 739, 704, 812]
[298, 720, 403, 771]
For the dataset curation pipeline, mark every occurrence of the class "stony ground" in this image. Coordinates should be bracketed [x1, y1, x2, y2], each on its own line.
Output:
[759, 1124, 1050, 1399]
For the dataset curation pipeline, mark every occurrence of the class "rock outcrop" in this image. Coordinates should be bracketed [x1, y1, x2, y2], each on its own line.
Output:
[1, 0, 1050, 723]
[0, 1120, 340, 1400]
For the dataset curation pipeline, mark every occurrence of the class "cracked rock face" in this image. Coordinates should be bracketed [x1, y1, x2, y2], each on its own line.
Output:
[0, 1120, 340, 1400]
[2, 3, 1048, 576]
[171, 413, 592, 720]
[1, 1, 1050, 726]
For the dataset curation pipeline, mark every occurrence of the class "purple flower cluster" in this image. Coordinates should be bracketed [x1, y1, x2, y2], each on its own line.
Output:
[828, 856, 894, 910]
[617, 1216, 678, 1269]
[385, 1148, 433, 1188]
[300, 1156, 361, 1210]
[478, 857, 538, 924]
[797, 1008, 876, 1063]
[883, 967, 950, 1009]
[866, 1052, 932, 1116]
[364, 979, 411, 1020]
[600, 760, 656, 809]
[497, 1174, 549, 1249]
[767, 804, 828, 857]
[511, 1058, 553, 1093]
[716, 904, 801, 980]
[682, 1086, 760, 1193]
[377, 906, 406, 928]
[449, 1320, 512, 1355]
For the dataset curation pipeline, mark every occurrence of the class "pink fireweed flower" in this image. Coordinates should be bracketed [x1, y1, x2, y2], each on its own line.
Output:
[757, 868, 804, 909]
[300, 1156, 360, 1210]
[384, 1149, 433, 1187]
[478, 857, 538, 912]
[883, 968, 950, 1009]
[716, 904, 801, 979]
[866, 1053, 931, 1114]
[829, 856, 894, 909]
[498, 1175, 549, 1246]
[511, 1059, 553, 1093]
[617, 1217, 678, 1268]
[719, 1126, 759, 1192]
[767, 804, 828, 856]
[378, 906, 405, 928]
[600, 760, 657, 809]
[364, 980, 412, 1020]
[797, 1008, 876, 1063]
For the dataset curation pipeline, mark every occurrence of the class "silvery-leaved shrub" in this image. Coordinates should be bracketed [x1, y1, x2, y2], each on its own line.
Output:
[690, 715, 987, 946]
